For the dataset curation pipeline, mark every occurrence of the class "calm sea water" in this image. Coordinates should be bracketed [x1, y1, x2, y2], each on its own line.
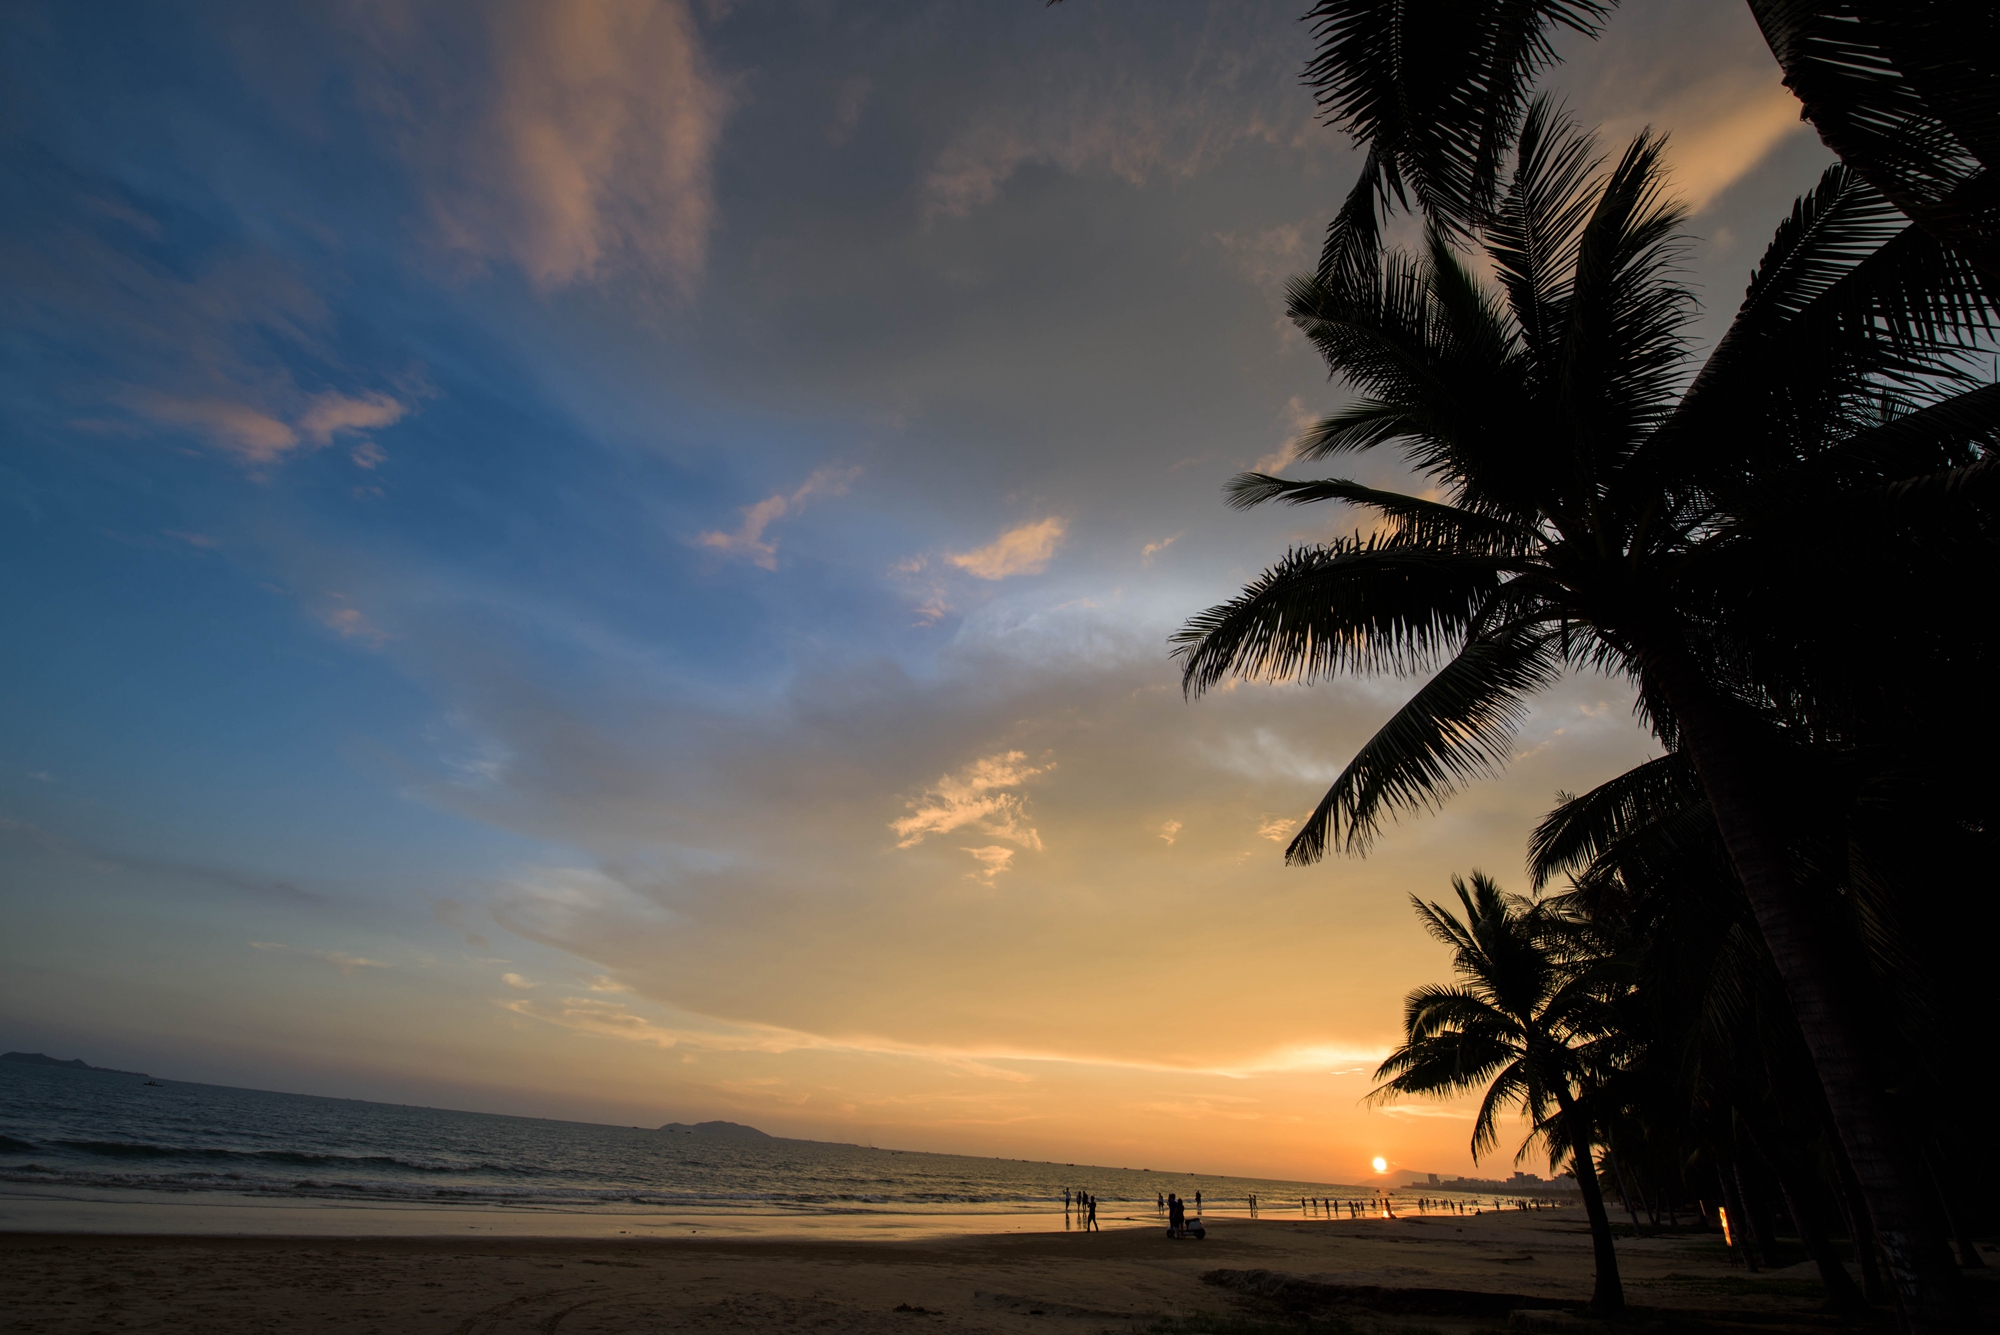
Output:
[0, 1060, 1444, 1223]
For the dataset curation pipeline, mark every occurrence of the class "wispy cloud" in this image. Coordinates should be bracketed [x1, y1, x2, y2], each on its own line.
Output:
[1140, 532, 1182, 565]
[946, 517, 1066, 580]
[695, 464, 860, 570]
[960, 845, 1016, 885]
[365, 0, 734, 295]
[1256, 815, 1297, 843]
[891, 749, 1049, 852]
[920, 45, 1319, 221]
[1252, 395, 1318, 475]
[1376, 1104, 1475, 1120]
[251, 942, 391, 976]
[315, 593, 392, 648]
[499, 992, 1388, 1080]
[130, 389, 410, 467]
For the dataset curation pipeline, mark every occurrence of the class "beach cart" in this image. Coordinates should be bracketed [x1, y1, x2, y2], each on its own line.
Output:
[1167, 1214, 1205, 1240]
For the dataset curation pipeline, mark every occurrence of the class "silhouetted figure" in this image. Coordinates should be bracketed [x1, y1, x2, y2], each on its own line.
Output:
[1086, 1194, 1098, 1231]
[1063, 1188, 1071, 1213]
[1167, 1192, 1183, 1236]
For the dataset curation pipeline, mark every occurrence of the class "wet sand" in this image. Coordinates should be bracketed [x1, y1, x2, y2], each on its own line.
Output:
[5, 1207, 1941, 1334]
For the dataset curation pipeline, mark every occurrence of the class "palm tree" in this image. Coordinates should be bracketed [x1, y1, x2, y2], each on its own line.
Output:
[1373, 872, 1626, 1314]
[1173, 100, 1992, 1330]
[1534, 769, 1876, 1309]
[1300, 0, 2000, 293]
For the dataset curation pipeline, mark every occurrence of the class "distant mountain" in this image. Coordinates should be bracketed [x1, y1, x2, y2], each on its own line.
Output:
[3, 1051, 150, 1077]
[657, 1120, 771, 1139]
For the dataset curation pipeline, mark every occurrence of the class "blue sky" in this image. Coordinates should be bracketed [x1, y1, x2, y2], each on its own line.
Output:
[2, 0, 1835, 1179]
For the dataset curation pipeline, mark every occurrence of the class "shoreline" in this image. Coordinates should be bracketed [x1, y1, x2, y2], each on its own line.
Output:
[4, 1204, 1933, 1334]
[0, 1183, 1574, 1242]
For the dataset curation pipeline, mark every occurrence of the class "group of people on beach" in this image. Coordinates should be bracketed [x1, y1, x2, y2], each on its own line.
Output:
[1061, 1185, 1562, 1230]
[1162, 1191, 1200, 1237]
[1296, 1194, 1561, 1218]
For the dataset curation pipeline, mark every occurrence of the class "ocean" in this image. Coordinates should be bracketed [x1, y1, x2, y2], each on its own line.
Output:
[0, 1058, 1513, 1235]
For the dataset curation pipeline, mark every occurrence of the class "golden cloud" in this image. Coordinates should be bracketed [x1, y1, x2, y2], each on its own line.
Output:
[946, 517, 1067, 580]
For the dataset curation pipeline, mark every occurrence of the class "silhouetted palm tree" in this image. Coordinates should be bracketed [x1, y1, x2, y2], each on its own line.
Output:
[1373, 872, 1626, 1314]
[1533, 770, 1876, 1309]
[1173, 99, 1993, 1329]
[1301, 1, 2000, 296]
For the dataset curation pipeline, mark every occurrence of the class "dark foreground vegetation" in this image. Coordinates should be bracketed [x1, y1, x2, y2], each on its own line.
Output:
[1170, 4, 1999, 1332]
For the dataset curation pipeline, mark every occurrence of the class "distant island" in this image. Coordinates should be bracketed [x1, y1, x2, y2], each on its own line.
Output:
[657, 1120, 771, 1139]
[3, 1051, 150, 1077]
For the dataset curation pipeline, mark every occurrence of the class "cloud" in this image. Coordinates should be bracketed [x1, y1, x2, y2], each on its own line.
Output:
[368, 0, 734, 295]
[1376, 1104, 1475, 1120]
[1660, 79, 1806, 213]
[1256, 815, 1296, 843]
[316, 951, 390, 975]
[501, 972, 538, 989]
[1140, 533, 1182, 565]
[130, 389, 410, 466]
[1158, 819, 1182, 845]
[828, 75, 872, 147]
[315, 593, 392, 648]
[1577, 16, 1811, 218]
[498, 991, 1389, 1080]
[136, 397, 298, 462]
[961, 845, 1015, 884]
[919, 42, 1321, 221]
[890, 749, 1049, 852]
[946, 518, 1066, 581]
[251, 941, 390, 976]
[1252, 395, 1319, 475]
[695, 464, 860, 570]
[1209, 221, 1311, 290]
[887, 555, 953, 625]
[295, 390, 407, 445]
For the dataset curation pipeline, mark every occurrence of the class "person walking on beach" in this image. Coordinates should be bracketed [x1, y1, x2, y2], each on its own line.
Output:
[1167, 1192, 1183, 1236]
[1086, 1194, 1098, 1231]
[1063, 1188, 1071, 1214]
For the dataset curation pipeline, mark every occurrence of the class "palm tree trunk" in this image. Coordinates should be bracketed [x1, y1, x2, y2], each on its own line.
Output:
[1719, 1161, 1759, 1271]
[1738, 1117, 1869, 1311]
[1638, 645, 1962, 1332]
[1833, 1139, 1891, 1303]
[1551, 1086, 1623, 1315]
[1782, 1177, 1870, 1313]
[1608, 1150, 1645, 1233]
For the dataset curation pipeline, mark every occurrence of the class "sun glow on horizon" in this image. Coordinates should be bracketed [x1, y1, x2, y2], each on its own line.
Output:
[1371, 1155, 1388, 1173]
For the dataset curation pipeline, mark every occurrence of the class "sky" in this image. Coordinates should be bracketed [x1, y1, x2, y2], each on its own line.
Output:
[0, 0, 1837, 1184]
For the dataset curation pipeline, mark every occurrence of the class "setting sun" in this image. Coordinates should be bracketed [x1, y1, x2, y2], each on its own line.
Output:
[1371, 1156, 1388, 1174]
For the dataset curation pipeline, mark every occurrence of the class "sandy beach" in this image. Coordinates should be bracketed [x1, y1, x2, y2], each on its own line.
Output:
[10, 1206, 1973, 1334]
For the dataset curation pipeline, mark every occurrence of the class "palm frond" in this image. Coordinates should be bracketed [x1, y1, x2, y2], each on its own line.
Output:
[1286, 624, 1565, 862]
[1172, 537, 1509, 696]
[1303, 0, 1615, 283]
[1223, 474, 1541, 553]
[1484, 97, 1603, 362]
[1527, 752, 1704, 888]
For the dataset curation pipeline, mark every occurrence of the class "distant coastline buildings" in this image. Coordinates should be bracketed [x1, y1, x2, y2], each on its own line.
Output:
[1417, 1169, 1579, 1196]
